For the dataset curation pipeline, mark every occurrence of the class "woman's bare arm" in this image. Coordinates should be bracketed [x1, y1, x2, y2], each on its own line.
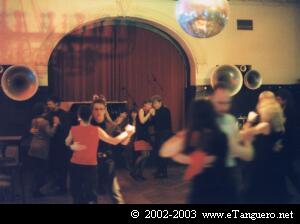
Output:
[98, 127, 129, 145]
[173, 153, 191, 164]
[138, 109, 152, 124]
[160, 130, 186, 158]
[65, 130, 73, 146]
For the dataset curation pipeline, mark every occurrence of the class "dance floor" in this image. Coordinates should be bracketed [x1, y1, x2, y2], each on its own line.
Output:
[2, 164, 300, 204]
[25, 165, 189, 204]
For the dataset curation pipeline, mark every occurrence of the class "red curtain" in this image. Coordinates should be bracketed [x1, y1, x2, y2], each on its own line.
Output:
[48, 21, 188, 131]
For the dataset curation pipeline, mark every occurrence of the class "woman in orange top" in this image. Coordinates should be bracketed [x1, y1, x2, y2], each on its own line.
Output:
[65, 105, 135, 204]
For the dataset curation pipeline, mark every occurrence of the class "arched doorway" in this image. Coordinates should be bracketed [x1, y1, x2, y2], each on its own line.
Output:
[48, 17, 190, 131]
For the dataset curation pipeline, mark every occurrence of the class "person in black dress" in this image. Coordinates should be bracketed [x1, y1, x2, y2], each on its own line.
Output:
[123, 109, 138, 172]
[130, 100, 154, 181]
[151, 95, 172, 179]
[161, 100, 236, 204]
[243, 98, 288, 203]
[276, 89, 300, 194]
[187, 100, 236, 203]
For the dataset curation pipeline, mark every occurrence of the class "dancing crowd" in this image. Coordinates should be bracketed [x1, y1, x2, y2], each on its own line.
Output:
[26, 84, 299, 204]
[27, 95, 172, 204]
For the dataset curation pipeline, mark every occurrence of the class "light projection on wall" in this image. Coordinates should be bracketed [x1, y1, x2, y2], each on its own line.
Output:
[0, 0, 94, 86]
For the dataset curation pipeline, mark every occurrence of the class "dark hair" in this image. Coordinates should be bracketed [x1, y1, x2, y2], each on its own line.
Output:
[91, 99, 106, 110]
[185, 100, 225, 154]
[78, 105, 91, 122]
[275, 88, 295, 120]
[151, 95, 162, 103]
[276, 89, 294, 107]
[143, 99, 152, 105]
[187, 99, 219, 131]
[211, 83, 230, 94]
[129, 108, 138, 124]
[32, 103, 46, 118]
[47, 96, 61, 104]
[130, 108, 138, 114]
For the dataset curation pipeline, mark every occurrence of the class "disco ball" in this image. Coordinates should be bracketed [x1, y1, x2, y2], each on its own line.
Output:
[176, 0, 230, 38]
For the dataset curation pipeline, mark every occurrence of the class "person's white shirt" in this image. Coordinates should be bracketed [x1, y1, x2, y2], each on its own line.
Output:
[160, 114, 254, 166]
[217, 114, 254, 167]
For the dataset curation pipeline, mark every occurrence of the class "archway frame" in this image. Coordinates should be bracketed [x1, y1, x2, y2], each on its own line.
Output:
[47, 16, 197, 87]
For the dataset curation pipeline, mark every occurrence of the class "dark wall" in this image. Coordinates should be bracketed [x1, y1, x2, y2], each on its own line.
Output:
[189, 84, 300, 125]
[0, 87, 49, 136]
[1, 84, 300, 136]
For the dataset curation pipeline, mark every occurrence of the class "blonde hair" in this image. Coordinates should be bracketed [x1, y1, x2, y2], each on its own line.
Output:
[257, 99, 285, 133]
[259, 91, 275, 102]
[257, 91, 277, 112]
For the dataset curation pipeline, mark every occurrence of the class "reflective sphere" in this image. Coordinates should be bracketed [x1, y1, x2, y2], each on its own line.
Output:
[210, 65, 243, 96]
[176, 0, 230, 38]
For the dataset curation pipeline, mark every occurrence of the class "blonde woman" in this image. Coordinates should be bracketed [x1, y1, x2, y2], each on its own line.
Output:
[242, 97, 289, 204]
[242, 91, 278, 130]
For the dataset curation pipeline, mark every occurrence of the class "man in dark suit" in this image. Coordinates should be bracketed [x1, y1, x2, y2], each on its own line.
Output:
[46, 96, 71, 194]
[151, 95, 173, 179]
